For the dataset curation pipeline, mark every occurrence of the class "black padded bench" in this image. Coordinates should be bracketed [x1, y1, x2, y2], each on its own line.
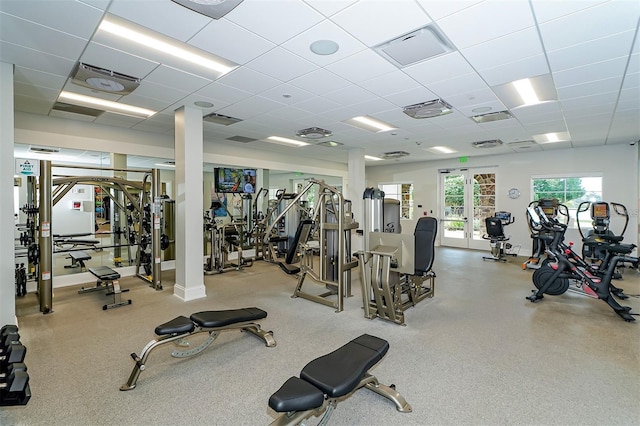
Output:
[64, 250, 91, 272]
[82, 266, 131, 310]
[268, 334, 411, 425]
[120, 307, 276, 391]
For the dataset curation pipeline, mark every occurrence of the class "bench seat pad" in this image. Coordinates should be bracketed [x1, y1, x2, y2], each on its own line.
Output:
[88, 266, 120, 280]
[70, 251, 91, 260]
[190, 307, 266, 328]
[269, 377, 325, 413]
[300, 334, 388, 398]
[154, 316, 195, 336]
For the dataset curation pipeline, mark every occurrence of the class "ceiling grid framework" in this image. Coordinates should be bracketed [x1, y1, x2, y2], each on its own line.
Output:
[0, 0, 638, 165]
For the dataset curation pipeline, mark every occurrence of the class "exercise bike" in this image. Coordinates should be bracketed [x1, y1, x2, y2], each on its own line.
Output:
[526, 206, 637, 322]
[522, 198, 569, 270]
[481, 211, 517, 262]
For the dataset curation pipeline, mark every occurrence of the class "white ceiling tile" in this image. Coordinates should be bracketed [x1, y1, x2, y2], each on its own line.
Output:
[539, 141, 572, 150]
[263, 106, 315, 122]
[281, 19, 367, 66]
[189, 19, 275, 65]
[107, 0, 210, 41]
[144, 65, 211, 94]
[383, 86, 438, 108]
[258, 84, 316, 106]
[427, 72, 489, 99]
[325, 49, 398, 84]
[303, 0, 358, 17]
[196, 82, 253, 106]
[14, 81, 60, 101]
[539, 1, 640, 52]
[14, 94, 55, 115]
[511, 101, 563, 122]
[480, 54, 550, 86]
[246, 47, 317, 82]
[331, 0, 431, 47]
[48, 109, 97, 122]
[416, 0, 485, 21]
[404, 52, 475, 85]
[217, 67, 282, 94]
[623, 71, 639, 89]
[531, 0, 609, 23]
[323, 85, 377, 106]
[557, 77, 624, 100]
[225, 0, 324, 45]
[553, 57, 628, 88]
[81, 42, 160, 80]
[217, 95, 291, 119]
[461, 27, 544, 70]
[0, 14, 88, 60]
[547, 30, 636, 72]
[359, 70, 422, 97]
[455, 99, 508, 116]
[124, 81, 190, 105]
[626, 53, 639, 75]
[94, 111, 145, 127]
[77, 0, 111, 10]
[436, 0, 535, 49]
[115, 94, 172, 113]
[0, 41, 76, 76]
[14, 67, 67, 91]
[294, 96, 342, 115]
[289, 68, 351, 95]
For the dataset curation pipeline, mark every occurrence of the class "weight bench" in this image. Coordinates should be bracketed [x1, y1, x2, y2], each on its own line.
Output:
[268, 334, 411, 425]
[120, 307, 276, 391]
[82, 266, 131, 310]
[64, 250, 91, 272]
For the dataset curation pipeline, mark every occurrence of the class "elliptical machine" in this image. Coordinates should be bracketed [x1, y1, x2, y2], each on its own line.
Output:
[525, 206, 636, 322]
[522, 198, 569, 270]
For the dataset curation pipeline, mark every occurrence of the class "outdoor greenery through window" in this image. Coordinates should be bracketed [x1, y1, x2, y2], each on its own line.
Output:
[379, 183, 413, 219]
[532, 176, 602, 227]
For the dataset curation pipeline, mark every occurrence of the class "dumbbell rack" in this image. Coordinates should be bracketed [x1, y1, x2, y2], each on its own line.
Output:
[0, 325, 31, 406]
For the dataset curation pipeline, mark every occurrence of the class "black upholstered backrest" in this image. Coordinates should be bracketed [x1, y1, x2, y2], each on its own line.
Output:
[414, 217, 437, 275]
[485, 217, 505, 238]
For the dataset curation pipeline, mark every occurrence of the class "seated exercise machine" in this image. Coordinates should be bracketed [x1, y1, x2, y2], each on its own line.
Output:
[120, 307, 275, 390]
[358, 217, 437, 326]
[526, 206, 637, 322]
[0, 325, 30, 406]
[63, 250, 91, 272]
[482, 211, 517, 262]
[268, 334, 411, 425]
[278, 219, 314, 275]
[81, 266, 131, 310]
[204, 202, 252, 274]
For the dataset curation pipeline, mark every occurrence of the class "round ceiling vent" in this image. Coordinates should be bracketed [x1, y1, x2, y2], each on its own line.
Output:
[85, 77, 125, 92]
[296, 127, 332, 139]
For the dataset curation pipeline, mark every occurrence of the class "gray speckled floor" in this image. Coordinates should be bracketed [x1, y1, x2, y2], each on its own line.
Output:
[3, 247, 639, 426]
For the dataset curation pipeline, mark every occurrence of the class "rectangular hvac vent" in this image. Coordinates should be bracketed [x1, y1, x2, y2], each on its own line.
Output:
[29, 145, 60, 154]
[508, 140, 542, 152]
[52, 101, 104, 117]
[375, 24, 455, 67]
[471, 110, 513, 123]
[403, 99, 453, 119]
[71, 63, 140, 95]
[382, 150, 410, 159]
[472, 139, 503, 149]
[226, 136, 257, 143]
[204, 113, 243, 126]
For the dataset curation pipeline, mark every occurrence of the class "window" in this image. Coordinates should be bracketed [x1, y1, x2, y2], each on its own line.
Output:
[379, 183, 413, 219]
[531, 175, 602, 227]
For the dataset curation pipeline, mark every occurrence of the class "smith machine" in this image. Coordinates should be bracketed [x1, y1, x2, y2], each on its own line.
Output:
[21, 161, 167, 313]
[264, 179, 359, 312]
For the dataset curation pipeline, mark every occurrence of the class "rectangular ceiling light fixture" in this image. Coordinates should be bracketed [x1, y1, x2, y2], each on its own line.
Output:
[266, 136, 310, 147]
[375, 24, 455, 67]
[99, 14, 237, 76]
[532, 131, 571, 144]
[364, 155, 384, 161]
[345, 116, 396, 133]
[492, 74, 558, 109]
[425, 146, 457, 154]
[58, 91, 156, 118]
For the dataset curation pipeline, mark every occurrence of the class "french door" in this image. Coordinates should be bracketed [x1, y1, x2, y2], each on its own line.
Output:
[440, 168, 498, 250]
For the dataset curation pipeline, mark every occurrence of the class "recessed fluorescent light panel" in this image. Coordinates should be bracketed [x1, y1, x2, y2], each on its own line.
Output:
[58, 91, 156, 118]
[492, 74, 558, 109]
[364, 155, 384, 161]
[98, 14, 237, 77]
[345, 116, 396, 133]
[266, 136, 310, 147]
[425, 146, 457, 154]
[532, 131, 571, 144]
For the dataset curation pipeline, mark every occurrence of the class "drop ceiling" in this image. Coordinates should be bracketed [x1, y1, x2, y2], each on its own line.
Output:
[1, 0, 639, 165]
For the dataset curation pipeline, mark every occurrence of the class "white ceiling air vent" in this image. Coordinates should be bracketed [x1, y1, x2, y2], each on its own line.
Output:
[375, 24, 455, 67]
[29, 146, 60, 154]
[471, 110, 513, 123]
[472, 139, 504, 149]
[382, 151, 410, 160]
[508, 140, 542, 152]
[71, 63, 140, 95]
[296, 127, 332, 139]
[203, 112, 243, 126]
[171, 0, 243, 19]
[403, 99, 453, 119]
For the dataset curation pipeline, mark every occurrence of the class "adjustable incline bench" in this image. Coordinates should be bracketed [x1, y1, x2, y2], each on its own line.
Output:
[64, 250, 91, 272]
[268, 334, 411, 425]
[120, 307, 276, 391]
[82, 266, 131, 310]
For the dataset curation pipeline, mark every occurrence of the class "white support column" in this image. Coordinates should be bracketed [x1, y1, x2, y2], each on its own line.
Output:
[0, 62, 16, 325]
[174, 106, 206, 301]
[348, 148, 365, 252]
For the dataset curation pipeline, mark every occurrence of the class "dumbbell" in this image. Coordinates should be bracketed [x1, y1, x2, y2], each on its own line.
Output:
[0, 344, 26, 371]
[0, 368, 30, 406]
